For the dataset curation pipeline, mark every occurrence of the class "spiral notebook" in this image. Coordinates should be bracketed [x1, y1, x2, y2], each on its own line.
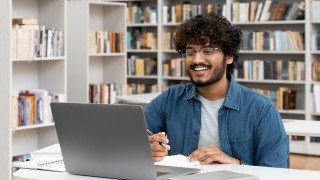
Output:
[14, 158, 66, 172]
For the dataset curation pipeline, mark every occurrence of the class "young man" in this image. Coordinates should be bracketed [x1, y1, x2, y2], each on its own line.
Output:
[144, 14, 288, 168]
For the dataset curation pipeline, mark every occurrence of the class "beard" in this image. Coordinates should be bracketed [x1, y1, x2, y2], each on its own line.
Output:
[188, 59, 226, 87]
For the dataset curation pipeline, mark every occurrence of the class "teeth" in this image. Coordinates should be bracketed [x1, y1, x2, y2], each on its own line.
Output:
[194, 67, 208, 71]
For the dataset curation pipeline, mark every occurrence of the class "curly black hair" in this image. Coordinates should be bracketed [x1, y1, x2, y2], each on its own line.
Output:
[173, 14, 242, 76]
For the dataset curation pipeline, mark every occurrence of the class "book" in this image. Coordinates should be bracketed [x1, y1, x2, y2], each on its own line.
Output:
[12, 18, 38, 25]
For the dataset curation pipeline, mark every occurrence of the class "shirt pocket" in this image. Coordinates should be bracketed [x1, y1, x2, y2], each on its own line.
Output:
[229, 138, 254, 165]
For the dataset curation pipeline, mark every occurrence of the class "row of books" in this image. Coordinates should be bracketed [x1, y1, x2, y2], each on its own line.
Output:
[163, 2, 226, 23]
[312, 61, 320, 81]
[234, 60, 305, 81]
[127, 83, 157, 95]
[127, 29, 157, 50]
[162, 32, 175, 50]
[89, 31, 124, 54]
[241, 31, 304, 51]
[163, 58, 186, 77]
[11, 18, 65, 59]
[231, 0, 305, 22]
[127, 56, 157, 76]
[254, 87, 296, 110]
[311, 31, 320, 51]
[11, 89, 65, 128]
[312, 0, 320, 21]
[89, 83, 126, 104]
[126, 2, 157, 24]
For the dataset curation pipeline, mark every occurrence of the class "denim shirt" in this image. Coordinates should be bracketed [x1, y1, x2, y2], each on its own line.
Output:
[144, 76, 288, 168]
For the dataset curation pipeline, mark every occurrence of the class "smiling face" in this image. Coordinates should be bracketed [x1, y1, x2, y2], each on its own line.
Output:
[184, 44, 230, 87]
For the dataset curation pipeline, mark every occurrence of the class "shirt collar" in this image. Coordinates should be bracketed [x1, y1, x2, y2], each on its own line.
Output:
[184, 76, 241, 111]
[223, 76, 240, 110]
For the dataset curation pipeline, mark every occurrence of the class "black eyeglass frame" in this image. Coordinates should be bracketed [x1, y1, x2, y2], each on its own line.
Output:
[177, 46, 221, 58]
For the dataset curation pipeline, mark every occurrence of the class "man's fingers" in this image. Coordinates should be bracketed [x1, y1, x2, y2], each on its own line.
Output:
[151, 149, 168, 157]
[153, 156, 165, 162]
[150, 142, 167, 151]
[149, 133, 169, 144]
[188, 146, 220, 162]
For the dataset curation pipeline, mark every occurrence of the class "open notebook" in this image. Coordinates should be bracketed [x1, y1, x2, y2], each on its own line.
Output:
[14, 158, 66, 172]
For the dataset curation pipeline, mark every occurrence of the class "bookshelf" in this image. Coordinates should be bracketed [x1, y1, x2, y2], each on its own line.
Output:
[0, 0, 12, 178]
[0, 0, 67, 179]
[67, 1, 127, 103]
[124, 0, 160, 94]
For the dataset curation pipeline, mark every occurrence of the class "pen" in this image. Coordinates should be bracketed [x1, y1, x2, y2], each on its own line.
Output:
[147, 129, 171, 150]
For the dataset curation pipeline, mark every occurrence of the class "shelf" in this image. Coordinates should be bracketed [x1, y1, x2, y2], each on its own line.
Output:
[311, 113, 320, 116]
[127, 75, 157, 79]
[236, 79, 306, 85]
[232, 20, 305, 25]
[127, 49, 158, 53]
[311, 51, 320, 55]
[290, 139, 320, 155]
[127, 23, 157, 27]
[278, 109, 306, 115]
[12, 123, 55, 132]
[311, 21, 320, 24]
[239, 50, 305, 54]
[12, 57, 65, 62]
[162, 76, 189, 80]
[89, 53, 126, 57]
[162, 22, 181, 26]
[312, 81, 320, 85]
[162, 49, 177, 53]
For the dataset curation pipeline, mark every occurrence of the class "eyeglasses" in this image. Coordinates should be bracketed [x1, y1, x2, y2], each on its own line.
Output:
[179, 47, 221, 60]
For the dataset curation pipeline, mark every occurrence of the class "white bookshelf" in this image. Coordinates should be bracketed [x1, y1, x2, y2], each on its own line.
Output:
[0, 0, 67, 179]
[0, 0, 12, 178]
[11, 0, 66, 154]
[67, 0, 127, 103]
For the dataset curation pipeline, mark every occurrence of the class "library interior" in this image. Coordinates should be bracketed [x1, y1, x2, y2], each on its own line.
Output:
[1, 0, 320, 179]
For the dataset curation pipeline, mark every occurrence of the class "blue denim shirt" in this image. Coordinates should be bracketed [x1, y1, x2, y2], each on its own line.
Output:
[144, 76, 288, 168]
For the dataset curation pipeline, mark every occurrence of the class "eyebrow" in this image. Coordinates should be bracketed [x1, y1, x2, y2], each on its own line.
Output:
[186, 45, 211, 49]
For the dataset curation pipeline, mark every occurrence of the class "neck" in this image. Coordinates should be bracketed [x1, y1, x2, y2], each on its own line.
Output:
[197, 75, 229, 101]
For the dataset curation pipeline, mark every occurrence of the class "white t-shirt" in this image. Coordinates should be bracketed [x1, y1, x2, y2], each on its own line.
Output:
[198, 95, 225, 149]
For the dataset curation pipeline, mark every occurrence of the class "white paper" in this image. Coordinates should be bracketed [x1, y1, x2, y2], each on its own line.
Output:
[154, 154, 200, 167]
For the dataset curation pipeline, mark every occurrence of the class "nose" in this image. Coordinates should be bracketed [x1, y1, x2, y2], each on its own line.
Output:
[192, 51, 204, 63]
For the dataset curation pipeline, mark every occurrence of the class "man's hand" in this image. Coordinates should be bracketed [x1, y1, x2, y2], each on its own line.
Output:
[188, 145, 240, 165]
[149, 132, 169, 162]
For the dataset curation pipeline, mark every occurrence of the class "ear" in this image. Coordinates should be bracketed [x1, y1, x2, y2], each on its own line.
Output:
[225, 56, 234, 64]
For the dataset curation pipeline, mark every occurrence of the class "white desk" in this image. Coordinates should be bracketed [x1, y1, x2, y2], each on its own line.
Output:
[13, 164, 320, 180]
[283, 120, 320, 137]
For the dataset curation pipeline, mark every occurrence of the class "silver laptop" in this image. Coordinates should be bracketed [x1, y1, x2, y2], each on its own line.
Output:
[51, 103, 200, 180]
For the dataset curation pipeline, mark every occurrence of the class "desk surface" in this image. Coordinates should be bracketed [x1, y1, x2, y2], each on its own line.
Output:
[283, 120, 320, 136]
[13, 164, 320, 180]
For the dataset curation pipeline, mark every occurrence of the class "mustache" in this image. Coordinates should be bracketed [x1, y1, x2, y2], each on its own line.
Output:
[189, 63, 212, 69]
